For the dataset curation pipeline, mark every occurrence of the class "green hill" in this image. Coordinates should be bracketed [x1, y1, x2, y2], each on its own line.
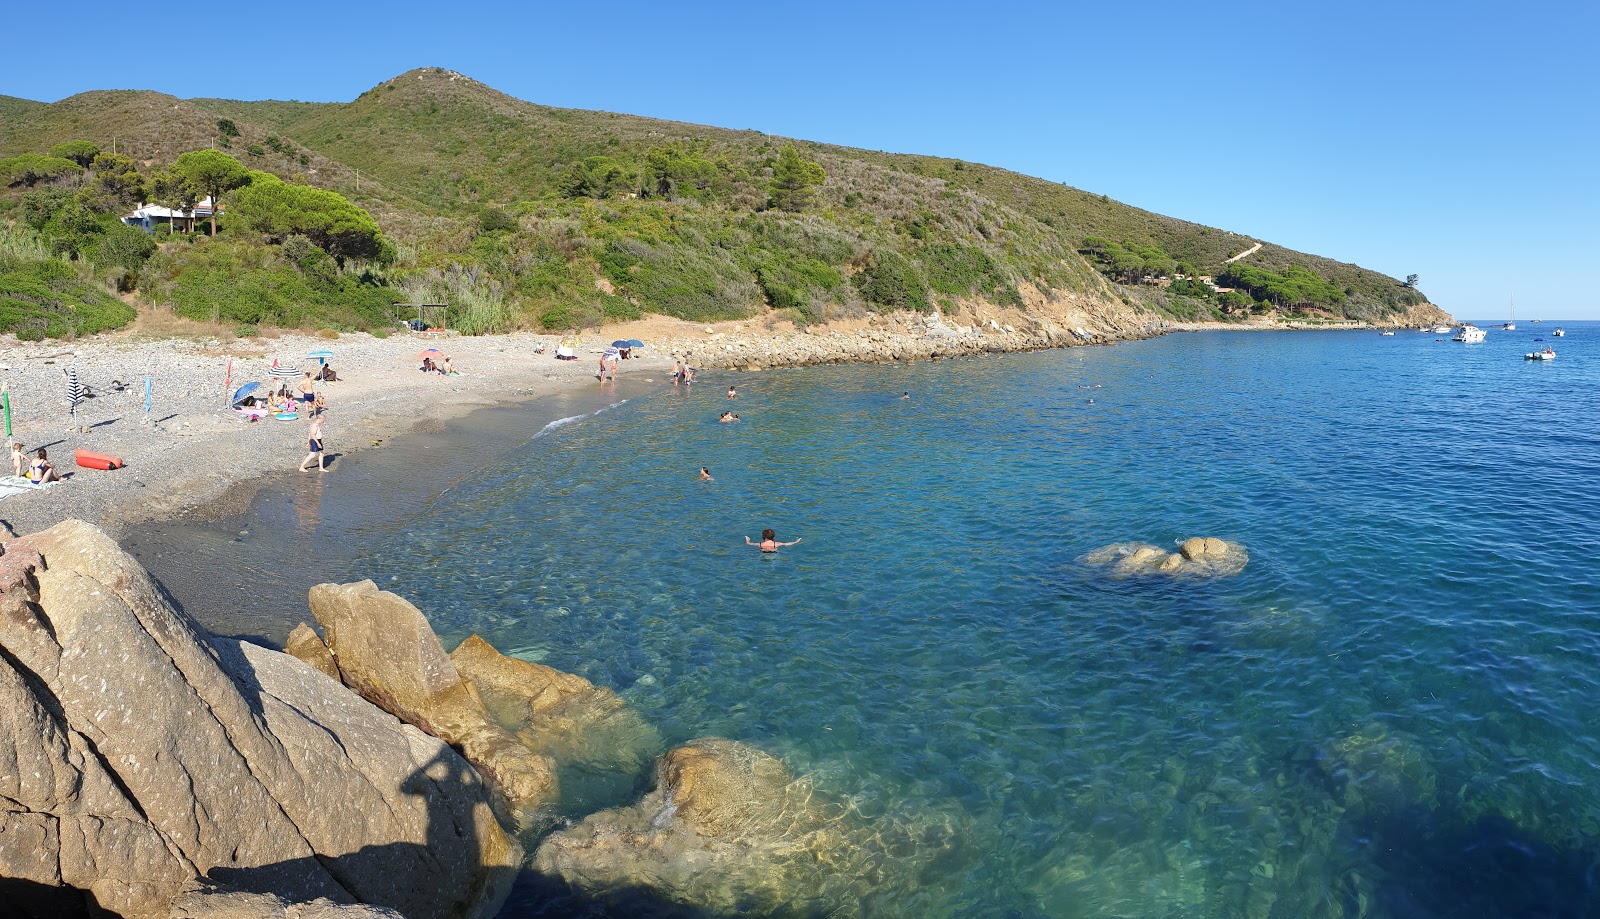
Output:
[0, 68, 1432, 338]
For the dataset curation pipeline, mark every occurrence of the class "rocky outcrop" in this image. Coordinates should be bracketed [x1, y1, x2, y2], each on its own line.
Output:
[1080, 537, 1249, 578]
[534, 737, 969, 916]
[167, 883, 404, 918]
[0, 520, 519, 919]
[451, 633, 662, 774]
[310, 580, 559, 814]
[284, 621, 341, 681]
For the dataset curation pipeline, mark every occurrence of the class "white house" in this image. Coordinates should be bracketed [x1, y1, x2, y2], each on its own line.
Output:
[121, 197, 219, 233]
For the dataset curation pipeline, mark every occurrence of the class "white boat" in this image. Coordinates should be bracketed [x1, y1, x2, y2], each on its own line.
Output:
[1524, 348, 1556, 360]
[1452, 324, 1486, 343]
[1379, 330, 1395, 336]
[1502, 298, 1516, 331]
[1552, 327, 1566, 337]
[1428, 325, 1454, 334]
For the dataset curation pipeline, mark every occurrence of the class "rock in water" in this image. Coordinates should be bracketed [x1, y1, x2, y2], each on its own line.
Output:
[451, 633, 662, 773]
[310, 580, 559, 814]
[0, 520, 519, 919]
[1079, 537, 1249, 579]
[534, 737, 971, 917]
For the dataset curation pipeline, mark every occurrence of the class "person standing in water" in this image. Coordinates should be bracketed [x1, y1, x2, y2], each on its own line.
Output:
[699, 466, 713, 481]
[727, 385, 737, 399]
[745, 528, 801, 552]
[299, 415, 327, 472]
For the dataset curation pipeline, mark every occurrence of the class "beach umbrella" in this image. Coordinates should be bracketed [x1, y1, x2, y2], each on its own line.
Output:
[626, 339, 644, 349]
[269, 364, 302, 381]
[418, 347, 444, 359]
[231, 382, 260, 405]
[611, 340, 630, 348]
[306, 348, 335, 363]
[144, 376, 151, 417]
[2, 384, 12, 445]
[65, 368, 83, 428]
[223, 357, 233, 398]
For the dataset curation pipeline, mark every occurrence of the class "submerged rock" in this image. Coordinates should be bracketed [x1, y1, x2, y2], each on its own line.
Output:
[451, 633, 662, 774]
[535, 737, 969, 916]
[311, 580, 560, 815]
[0, 520, 519, 919]
[1080, 538, 1249, 579]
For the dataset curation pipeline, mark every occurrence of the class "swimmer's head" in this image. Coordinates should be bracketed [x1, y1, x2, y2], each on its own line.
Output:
[762, 528, 776, 541]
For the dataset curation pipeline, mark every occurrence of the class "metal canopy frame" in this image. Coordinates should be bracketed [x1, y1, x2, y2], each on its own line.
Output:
[394, 302, 450, 330]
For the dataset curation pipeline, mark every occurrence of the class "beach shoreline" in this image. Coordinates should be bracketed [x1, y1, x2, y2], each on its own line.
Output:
[0, 305, 1446, 540]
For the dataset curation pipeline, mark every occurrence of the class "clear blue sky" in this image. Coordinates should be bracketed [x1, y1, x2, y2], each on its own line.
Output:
[7, 0, 1597, 319]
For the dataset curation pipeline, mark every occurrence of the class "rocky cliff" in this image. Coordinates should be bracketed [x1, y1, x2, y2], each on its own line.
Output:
[0, 520, 520, 918]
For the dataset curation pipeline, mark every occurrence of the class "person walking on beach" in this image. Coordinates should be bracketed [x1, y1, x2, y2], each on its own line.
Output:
[298, 416, 326, 472]
[746, 528, 800, 553]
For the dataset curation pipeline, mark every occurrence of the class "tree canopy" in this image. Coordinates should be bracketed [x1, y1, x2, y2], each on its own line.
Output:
[231, 171, 391, 265]
[1, 155, 83, 188]
[171, 150, 251, 235]
[768, 144, 825, 212]
[561, 156, 635, 199]
[48, 141, 101, 168]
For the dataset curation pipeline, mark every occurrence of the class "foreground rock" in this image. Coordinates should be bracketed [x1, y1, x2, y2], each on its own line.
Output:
[535, 737, 969, 916]
[1080, 537, 1249, 578]
[0, 520, 519, 919]
[309, 582, 561, 816]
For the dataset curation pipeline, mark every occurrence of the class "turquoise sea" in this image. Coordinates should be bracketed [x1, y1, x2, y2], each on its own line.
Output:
[135, 325, 1600, 917]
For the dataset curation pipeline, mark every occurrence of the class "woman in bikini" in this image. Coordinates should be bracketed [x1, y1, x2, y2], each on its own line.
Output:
[745, 528, 801, 553]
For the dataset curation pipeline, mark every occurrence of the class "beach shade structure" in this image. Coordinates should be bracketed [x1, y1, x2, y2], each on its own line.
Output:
[305, 348, 335, 364]
[65, 368, 83, 428]
[626, 339, 644, 349]
[231, 382, 261, 405]
[418, 347, 444, 360]
[2, 383, 12, 445]
[611, 340, 631, 349]
[269, 364, 303, 381]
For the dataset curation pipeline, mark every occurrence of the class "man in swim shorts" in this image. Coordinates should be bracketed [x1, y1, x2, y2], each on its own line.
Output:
[299, 416, 326, 472]
[746, 529, 801, 552]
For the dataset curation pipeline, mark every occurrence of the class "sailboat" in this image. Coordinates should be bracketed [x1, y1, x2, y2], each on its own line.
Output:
[1501, 297, 1516, 331]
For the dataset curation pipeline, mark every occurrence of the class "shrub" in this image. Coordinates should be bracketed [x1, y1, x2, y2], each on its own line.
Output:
[854, 251, 929, 312]
[317, 328, 339, 339]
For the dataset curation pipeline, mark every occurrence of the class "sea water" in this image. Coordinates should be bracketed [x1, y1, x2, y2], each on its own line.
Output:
[140, 326, 1600, 917]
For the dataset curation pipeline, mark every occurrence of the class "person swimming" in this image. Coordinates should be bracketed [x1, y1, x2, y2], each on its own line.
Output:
[719, 411, 734, 423]
[746, 528, 800, 552]
[699, 466, 713, 481]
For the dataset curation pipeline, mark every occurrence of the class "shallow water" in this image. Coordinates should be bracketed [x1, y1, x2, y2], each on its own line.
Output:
[138, 326, 1600, 917]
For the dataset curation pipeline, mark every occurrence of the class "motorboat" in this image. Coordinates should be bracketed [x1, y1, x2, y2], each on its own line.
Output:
[1428, 325, 1454, 334]
[1452, 324, 1486, 343]
[1525, 348, 1556, 361]
[1379, 330, 1395, 336]
[1553, 327, 1566, 337]
[1501, 322, 1516, 331]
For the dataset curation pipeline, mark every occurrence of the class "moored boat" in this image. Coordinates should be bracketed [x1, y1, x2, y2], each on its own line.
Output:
[1524, 348, 1556, 361]
[1452, 324, 1486, 343]
[1552, 327, 1565, 337]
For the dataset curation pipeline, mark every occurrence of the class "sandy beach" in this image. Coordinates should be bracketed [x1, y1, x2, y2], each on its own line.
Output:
[0, 327, 679, 539]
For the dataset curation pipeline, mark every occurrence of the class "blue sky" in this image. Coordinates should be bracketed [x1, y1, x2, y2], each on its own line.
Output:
[6, 0, 1597, 318]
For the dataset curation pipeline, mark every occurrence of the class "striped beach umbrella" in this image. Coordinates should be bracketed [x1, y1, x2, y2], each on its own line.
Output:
[65, 368, 83, 428]
[269, 364, 303, 381]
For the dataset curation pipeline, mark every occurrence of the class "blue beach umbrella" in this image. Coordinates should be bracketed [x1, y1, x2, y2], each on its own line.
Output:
[305, 348, 335, 363]
[611, 340, 631, 348]
[626, 339, 644, 348]
[231, 382, 261, 405]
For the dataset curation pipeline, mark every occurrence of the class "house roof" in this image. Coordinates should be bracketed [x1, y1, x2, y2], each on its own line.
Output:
[124, 197, 217, 220]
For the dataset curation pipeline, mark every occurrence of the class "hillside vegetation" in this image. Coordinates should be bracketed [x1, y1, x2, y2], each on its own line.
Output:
[0, 69, 1430, 339]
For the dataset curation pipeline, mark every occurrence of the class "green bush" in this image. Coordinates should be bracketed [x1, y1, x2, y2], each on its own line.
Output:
[854, 251, 929, 312]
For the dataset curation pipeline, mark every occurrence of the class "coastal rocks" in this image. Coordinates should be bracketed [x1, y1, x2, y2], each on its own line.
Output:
[534, 737, 969, 917]
[1321, 723, 1438, 817]
[309, 580, 559, 815]
[167, 884, 405, 918]
[285, 620, 342, 680]
[1080, 538, 1249, 579]
[0, 520, 519, 919]
[451, 633, 662, 774]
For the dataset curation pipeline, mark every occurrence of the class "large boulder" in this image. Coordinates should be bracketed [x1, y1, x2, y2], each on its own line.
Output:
[284, 621, 341, 681]
[310, 581, 559, 814]
[1079, 538, 1249, 579]
[534, 738, 969, 917]
[0, 520, 519, 919]
[451, 634, 662, 774]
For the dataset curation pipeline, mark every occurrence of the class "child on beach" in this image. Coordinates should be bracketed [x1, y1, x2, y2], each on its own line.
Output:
[10, 443, 24, 477]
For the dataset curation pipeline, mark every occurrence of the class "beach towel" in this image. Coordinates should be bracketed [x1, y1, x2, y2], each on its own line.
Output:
[0, 475, 52, 499]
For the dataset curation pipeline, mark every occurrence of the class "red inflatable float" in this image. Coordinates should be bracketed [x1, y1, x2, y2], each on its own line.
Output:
[74, 449, 124, 470]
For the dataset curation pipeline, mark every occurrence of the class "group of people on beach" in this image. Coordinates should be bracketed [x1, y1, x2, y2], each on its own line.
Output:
[10, 443, 60, 484]
[420, 355, 457, 375]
